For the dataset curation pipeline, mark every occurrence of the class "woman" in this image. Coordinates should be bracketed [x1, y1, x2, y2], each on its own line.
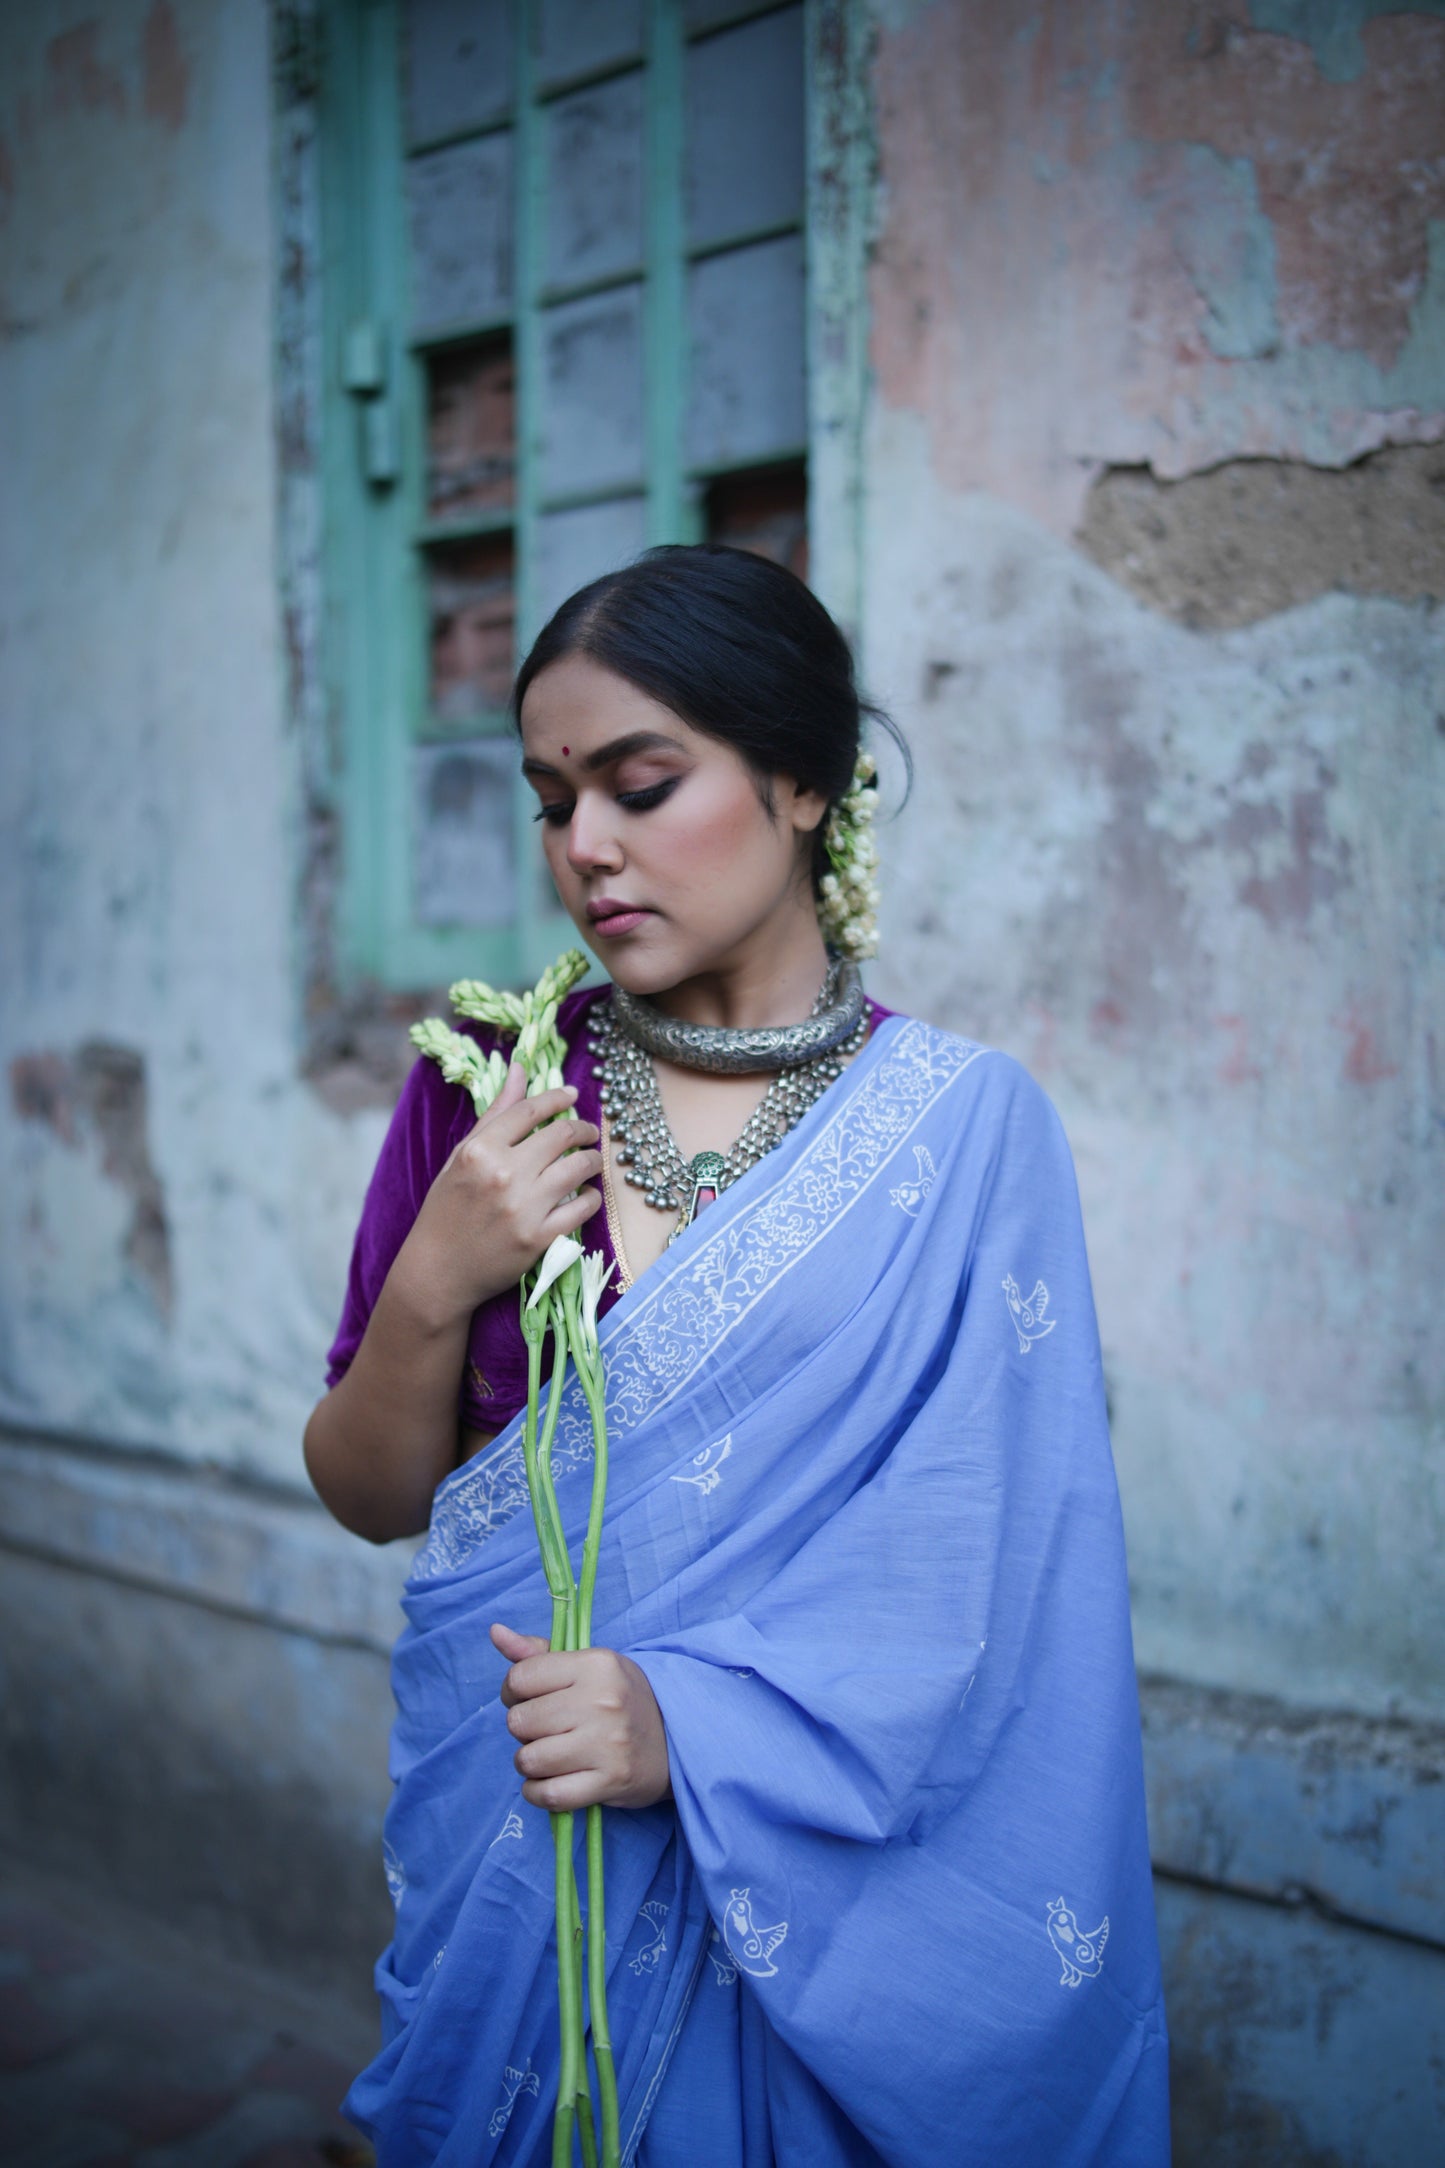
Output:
[305, 546, 1169, 2166]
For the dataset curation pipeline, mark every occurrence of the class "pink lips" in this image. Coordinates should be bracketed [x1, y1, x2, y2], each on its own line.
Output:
[587, 898, 651, 939]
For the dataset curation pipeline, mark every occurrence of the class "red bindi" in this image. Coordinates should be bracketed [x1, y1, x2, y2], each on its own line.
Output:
[561, 745, 569, 756]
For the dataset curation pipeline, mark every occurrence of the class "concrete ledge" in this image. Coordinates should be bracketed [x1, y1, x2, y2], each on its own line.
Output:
[1158, 1877, 1445, 2168]
[1140, 1673, 1445, 1951]
[0, 1426, 417, 1652]
[4, 1429, 1442, 1990]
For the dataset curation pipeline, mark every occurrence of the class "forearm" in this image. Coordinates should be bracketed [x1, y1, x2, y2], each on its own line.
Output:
[304, 1250, 478, 1542]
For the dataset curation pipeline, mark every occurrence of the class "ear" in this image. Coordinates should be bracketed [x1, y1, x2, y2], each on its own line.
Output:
[780, 775, 829, 837]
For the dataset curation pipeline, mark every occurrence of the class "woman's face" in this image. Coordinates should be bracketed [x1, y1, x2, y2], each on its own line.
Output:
[519, 653, 826, 996]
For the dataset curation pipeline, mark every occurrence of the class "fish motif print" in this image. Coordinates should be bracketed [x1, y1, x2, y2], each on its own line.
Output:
[1003, 1272, 1057, 1353]
[628, 1900, 669, 1976]
[722, 1888, 788, 1978]
[670, 1434, 732, 1495]
[488, 2064, 540, 2139]
[1045, 1897, 1109, 1987]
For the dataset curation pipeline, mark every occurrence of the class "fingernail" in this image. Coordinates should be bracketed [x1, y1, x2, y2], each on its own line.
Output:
[563, 1085, 578, 1100]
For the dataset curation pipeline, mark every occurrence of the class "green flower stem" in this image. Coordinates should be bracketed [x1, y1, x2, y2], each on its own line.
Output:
[414, 955, 613, 2168]
[552, 1807, 590, 2168]
[584, 1801, 618, 2168]
[559, 1280, 622, 2168]
[535, 1311, 596, 2166]
[535, 1305, 576, 1630]
[521, 1287, 595, 2165]
[519, 1293, 573, 1619]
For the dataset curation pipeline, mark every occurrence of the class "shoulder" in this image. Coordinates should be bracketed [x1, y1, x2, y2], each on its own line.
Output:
[559, 982, 609, 1036]
[871, 1015, 1069, 1153]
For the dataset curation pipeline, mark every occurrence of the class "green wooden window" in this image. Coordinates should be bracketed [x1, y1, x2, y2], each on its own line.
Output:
[321, 0, 855, 992]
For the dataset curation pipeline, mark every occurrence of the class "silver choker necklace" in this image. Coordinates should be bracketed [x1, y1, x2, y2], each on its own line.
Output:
[609, 956, 866, 1076]
[590, 956, 870, 1238]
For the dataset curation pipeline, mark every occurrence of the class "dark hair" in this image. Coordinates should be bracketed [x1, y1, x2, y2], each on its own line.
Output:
[512, 544, 907, 889]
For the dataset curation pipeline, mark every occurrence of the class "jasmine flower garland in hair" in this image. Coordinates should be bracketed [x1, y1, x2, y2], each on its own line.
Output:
[819, 750, 881, 962]
[409, 951, 622, 2168]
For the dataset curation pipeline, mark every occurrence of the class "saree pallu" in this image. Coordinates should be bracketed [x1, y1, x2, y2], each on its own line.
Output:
[344, 1019, 1170, 2166]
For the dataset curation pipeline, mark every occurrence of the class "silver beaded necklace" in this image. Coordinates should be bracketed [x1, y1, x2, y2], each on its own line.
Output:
[588, 957, 870, 1241]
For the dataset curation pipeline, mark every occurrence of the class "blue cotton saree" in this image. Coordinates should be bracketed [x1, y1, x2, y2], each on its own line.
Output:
[344, 1017, 1170, 2166]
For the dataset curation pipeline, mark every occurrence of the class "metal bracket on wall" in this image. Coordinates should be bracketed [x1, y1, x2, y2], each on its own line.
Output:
[343, 319, 399, 490]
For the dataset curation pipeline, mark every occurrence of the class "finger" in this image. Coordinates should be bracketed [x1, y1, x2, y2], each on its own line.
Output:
[539, 1187, 603, 1241]
[484, 1084, 580, 1146]
[515, 1119, 601, 1180]
[520, 1771, 605, 1815]
[533, 1147, 605, 1204]
[474, 1059, 528, 1130]
[512, 1728, 588, 1782]
[495, 1648, 578, 1708]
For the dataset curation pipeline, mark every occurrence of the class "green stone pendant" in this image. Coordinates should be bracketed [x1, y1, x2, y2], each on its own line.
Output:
[683, 1150, 728, 1227]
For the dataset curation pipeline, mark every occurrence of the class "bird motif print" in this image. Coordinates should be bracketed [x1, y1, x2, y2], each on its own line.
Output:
[722, 1889, 789, 1978]
[488, 1808, 525, 1847]
[488, 2064, 540, 2138]
[382, 1841, 406, 1908]
[670, 1433, 732, 1495]
[1045, 1897, 1109, 1987]
[628, 1900, 670, 1975]
[889, 1143, 938, 1216]
[708, 1924, 739, 1987]
[1003, 1272, 1057, 1353]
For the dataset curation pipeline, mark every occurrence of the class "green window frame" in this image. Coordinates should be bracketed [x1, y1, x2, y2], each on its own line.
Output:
[318, 0, 867, 994]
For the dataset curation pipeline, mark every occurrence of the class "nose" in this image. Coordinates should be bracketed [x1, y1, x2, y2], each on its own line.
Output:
[564, 788, 624, 877]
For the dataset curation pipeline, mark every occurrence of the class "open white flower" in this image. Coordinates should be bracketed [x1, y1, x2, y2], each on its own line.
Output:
[526, 1232, 584, 1310]
[577, 1250, 616, 1350]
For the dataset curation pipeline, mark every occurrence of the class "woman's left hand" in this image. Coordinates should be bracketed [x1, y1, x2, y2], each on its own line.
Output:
[491, 1622, 672, 1813]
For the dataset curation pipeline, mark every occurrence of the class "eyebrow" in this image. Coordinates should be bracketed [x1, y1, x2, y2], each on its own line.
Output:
[521, 730, 687, 781]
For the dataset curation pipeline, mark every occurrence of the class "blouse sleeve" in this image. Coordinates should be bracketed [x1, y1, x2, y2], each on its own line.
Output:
[324, 1051, 479, 1388]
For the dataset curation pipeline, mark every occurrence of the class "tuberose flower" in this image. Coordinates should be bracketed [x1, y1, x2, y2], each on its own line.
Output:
[526, 1233, 584, 1310]
[577, 1251, 616, 1350]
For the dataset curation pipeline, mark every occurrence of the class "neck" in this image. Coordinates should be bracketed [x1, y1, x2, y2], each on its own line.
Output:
[649, 898, 832, 1032]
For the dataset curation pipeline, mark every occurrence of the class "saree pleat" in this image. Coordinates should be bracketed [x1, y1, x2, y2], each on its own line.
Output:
[343, 1019, 1169, 2166]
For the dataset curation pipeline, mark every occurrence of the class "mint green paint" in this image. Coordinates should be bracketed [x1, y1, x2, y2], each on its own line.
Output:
[1249, 0, 1445, 83]
[644, 0, 691, 546]
[806, 0, 874, 643]
[321, 0, 847, 990]
[322, 0, 517, 989]
[1175, 147, 1279, 364]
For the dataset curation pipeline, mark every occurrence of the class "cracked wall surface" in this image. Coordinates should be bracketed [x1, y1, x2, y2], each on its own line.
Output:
[863, 23, 1445, 2143]
[865, 0, 1445, 1731]
[870, 0, 1445, 529]
[0, 0, 384, 1477]
[1077, 443, 1445, 627]
[0, 2, 1440, 2146]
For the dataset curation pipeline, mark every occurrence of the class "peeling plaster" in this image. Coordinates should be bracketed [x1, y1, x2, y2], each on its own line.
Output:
[1077, 442, 1445, 626]
[869, 0, 1445, 529]
[9, 1044, 172, 1316]
[46, 21, 127, 120]
[1251, 1, 1445, 86]
[865, 436, 1445, 1717]
[141, 1, 190, 131]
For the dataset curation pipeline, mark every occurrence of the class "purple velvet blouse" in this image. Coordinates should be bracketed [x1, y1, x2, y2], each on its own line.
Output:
[326, 983, 893, 1436]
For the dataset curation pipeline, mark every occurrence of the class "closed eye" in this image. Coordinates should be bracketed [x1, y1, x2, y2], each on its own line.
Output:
[531, 778, 680, 826]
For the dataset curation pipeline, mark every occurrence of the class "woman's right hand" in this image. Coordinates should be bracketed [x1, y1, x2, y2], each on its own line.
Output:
[393, 1062, 604, 1330]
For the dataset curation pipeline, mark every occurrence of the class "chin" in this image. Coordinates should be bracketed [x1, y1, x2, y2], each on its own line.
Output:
[591, 950, 688, 998]
[576, 925, 709, 999]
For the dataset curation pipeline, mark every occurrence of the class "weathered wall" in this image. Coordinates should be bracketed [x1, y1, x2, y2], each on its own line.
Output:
[865, 0, 1444, 1725]
[2, 0, 1442, 2150]
[863, 6, 1445, 2154]
[0, 0, 378, 1483]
